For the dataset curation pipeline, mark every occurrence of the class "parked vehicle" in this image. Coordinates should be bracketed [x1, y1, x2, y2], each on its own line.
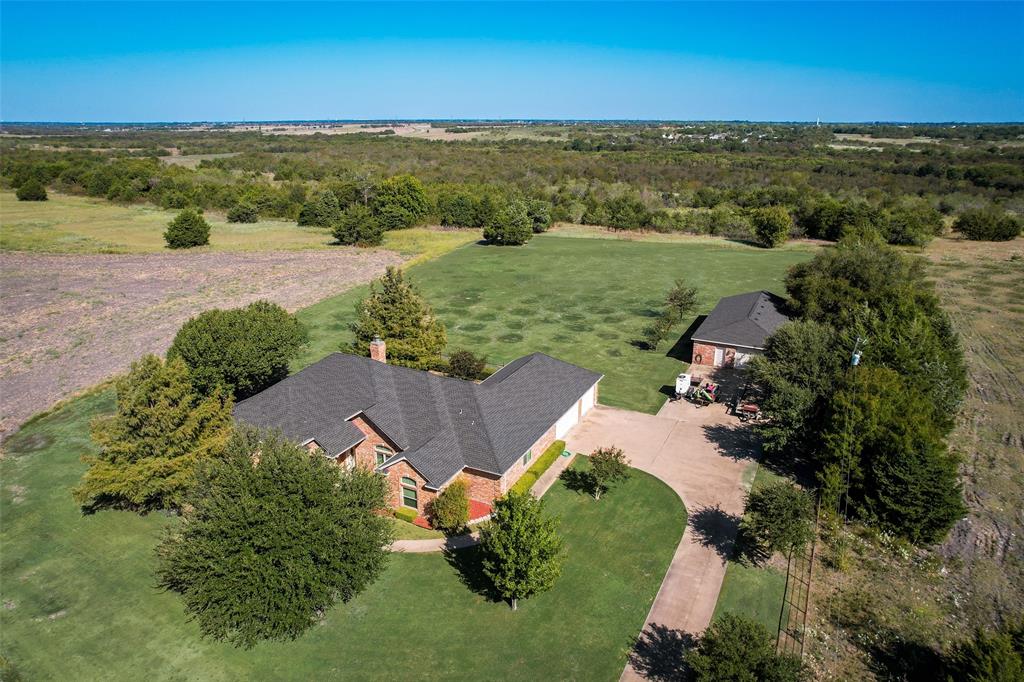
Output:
[686, 381, 719, 407]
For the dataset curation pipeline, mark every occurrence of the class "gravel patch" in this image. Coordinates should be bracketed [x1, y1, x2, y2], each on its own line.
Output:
[0, 249, 405, 437]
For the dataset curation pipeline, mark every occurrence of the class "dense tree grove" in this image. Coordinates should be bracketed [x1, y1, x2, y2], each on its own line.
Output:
[751, 240, 968, 543]
[168, 301, 308, 399]
[2, 123, 1019, 246]
[156, 427, 392, 648]
[73, 355, 233, 512]
[351, 267, 447, 369]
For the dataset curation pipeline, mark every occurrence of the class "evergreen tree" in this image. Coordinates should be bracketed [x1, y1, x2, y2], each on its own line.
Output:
[164, 208, 210, 248]
[527, 199, 553, 233]
[73, 355, 233, 512]
[15, 178, 47, 201]
[297, 189, 342, 227]
[820, 367, 965, 544]
[945, 620, 1024, 682]
[156, 427, 392, 649]
[480, 491, 565, 610]
[332, 204, 383, 246]
[350, 267, 447, 369]
[168, 300, 308, 399]
[226, 202, 258, 223]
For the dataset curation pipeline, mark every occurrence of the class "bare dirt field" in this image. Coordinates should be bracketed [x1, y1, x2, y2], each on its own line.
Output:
[0, 249, 404, 437]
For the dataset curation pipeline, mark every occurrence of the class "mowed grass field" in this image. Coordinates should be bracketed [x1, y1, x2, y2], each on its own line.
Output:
[0, 397, 684, 681]
[0, 191, 477, 259]
[296, 234, 814, 413]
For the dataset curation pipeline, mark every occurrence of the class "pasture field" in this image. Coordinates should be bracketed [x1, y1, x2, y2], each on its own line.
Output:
[0, 400, 684, 681]
[297, 233, 814, 414]
[0, 191, 477, 258]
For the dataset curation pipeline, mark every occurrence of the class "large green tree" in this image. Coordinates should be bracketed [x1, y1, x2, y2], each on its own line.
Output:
[373, 174, 428, 226]
[73, 355, 233, 512]
[820, 366, 965, 544]
[156, 427, 393, 649]
[483, 197, 533, 245]
[685, 614, 806, 681]
[168, 300, 308, 399]
[741, 481, 815, 559]
[752, 205, 792, 248]
[480, 491, 565, 610]
[350, 266, 447, 369]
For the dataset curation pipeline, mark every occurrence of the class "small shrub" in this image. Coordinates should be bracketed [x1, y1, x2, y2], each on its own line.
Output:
[510, 440, 566, 495]
[333, 204, 384, 246]
[226, 202, 258, 223]
[375, 203, 415, 231]
[15, 179, 47, 201]
[394, 506, 418, 523]
[954, 207, 1022, 241]
[164, 208, 211, 249]
[429, 478, 469, 533]
[447, 349, 486, 380]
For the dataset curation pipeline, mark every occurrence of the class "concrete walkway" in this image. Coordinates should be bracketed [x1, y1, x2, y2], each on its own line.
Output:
[389, 449, 579, 553]
[564, 401, 759, 681]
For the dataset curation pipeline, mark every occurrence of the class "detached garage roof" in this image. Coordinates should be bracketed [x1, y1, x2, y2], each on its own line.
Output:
[691, 290, 790, 350]
[234, 352, 601, 489]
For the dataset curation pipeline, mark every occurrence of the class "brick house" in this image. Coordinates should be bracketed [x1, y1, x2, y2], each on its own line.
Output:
[234, 342, 601, 519]
[690, 290, 790, 368]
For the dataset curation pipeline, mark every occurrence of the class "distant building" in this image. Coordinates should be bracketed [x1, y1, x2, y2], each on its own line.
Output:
[689, 291, 790, 368]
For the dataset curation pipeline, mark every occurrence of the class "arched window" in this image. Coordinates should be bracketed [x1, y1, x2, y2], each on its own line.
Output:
[374, 444, 393, 467]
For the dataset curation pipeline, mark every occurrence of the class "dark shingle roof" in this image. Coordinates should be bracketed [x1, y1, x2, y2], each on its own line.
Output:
[233, 352, 601, 488]
[691, 290, 790, 350]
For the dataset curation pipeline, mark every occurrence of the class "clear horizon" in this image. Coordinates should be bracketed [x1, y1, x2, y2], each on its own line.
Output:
[2, 1, 1022, 123]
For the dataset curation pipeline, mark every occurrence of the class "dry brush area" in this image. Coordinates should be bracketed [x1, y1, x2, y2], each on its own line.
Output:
[0, 249, 404, 437]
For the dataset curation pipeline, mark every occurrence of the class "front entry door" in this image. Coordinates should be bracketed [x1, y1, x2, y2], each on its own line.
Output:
[713, 347, 724, 367]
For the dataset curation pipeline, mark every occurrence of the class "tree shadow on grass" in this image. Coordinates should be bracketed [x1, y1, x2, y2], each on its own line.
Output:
[701, 423, 761, 463]
[559, 468, 597, 497]
[442, 544, 503, 604]
[665, 315, 705, 362]
[688, 504, 742, 562]
[626, 622, 696, 682]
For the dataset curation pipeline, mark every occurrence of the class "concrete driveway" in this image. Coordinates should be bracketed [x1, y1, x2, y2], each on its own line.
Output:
[565, 398, 759, 680]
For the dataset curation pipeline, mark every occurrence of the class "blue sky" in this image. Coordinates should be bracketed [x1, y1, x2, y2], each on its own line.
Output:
[2, 1, 1022, 122]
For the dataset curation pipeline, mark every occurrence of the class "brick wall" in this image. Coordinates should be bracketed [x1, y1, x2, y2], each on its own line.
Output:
[462, 469, 502, 503]
[350, 414, 399, 470]
[692, 342, 720, 366]
[385, 460, 437, 512]
[498, 423, 557, 494]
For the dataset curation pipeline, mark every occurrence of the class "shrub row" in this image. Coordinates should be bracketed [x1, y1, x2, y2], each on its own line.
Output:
[510, 440, 567, 496]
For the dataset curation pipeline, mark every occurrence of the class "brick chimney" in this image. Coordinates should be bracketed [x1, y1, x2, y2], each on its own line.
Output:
[369, 336, 387, 363]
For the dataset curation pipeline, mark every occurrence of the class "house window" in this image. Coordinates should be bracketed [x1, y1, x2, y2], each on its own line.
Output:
[375, 444, 393, 466]
[401, 476, 418, 509]
[522, 450, 532, 466]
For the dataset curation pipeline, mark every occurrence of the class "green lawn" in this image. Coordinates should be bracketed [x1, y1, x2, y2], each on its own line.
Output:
[712, 463, 789, 633]
[296, 233, 813, 413]
[0, 396, 685, 681]
[387, 516, 444, 540]
[0, 191, 477, 258]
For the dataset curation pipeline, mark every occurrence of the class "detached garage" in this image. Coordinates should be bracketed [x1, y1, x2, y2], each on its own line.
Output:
[689, 290, 790, 368]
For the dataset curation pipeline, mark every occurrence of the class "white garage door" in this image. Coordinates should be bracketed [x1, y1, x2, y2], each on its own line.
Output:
[555, 402, 580, 439]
